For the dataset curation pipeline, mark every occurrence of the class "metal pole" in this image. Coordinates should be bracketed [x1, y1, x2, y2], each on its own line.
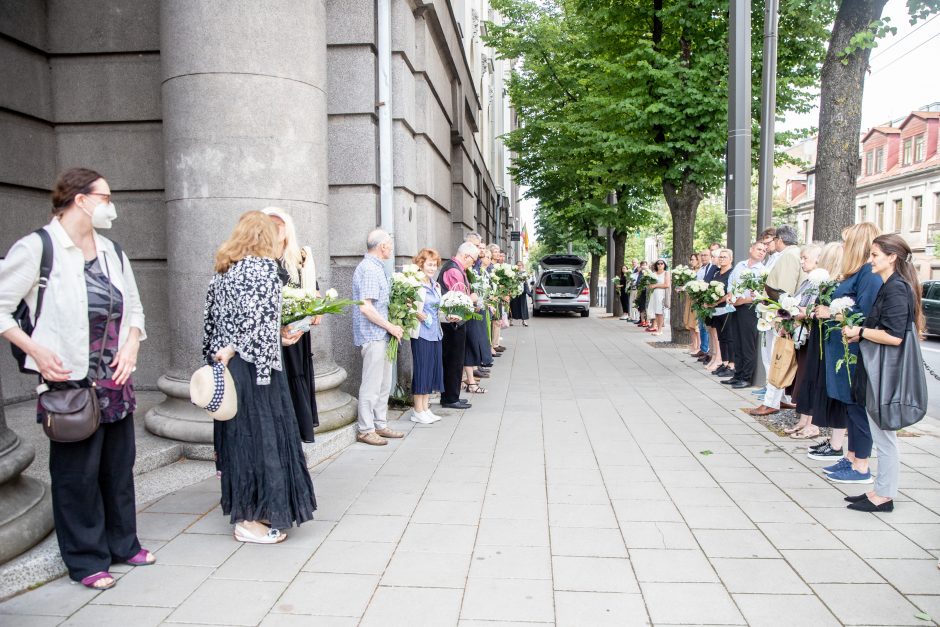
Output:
[727, 0, 752, 262]
[606, 191, 617, 314]
[757, 0, 779, 236]
[377, 0, 395, 276]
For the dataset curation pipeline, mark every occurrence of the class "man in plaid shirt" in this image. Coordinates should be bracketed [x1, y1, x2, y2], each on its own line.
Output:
[352, 229, 404, 446]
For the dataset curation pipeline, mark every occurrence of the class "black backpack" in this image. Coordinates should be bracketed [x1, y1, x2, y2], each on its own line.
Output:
[11, 229, 124, 374]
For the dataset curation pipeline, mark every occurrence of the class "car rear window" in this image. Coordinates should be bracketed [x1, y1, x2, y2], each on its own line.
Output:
[925, 283, 940, 300]
[543, 273, 579, 287]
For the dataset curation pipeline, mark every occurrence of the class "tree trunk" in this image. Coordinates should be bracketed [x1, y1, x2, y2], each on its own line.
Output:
[813, 0, 887, 242]
[589, 251, 601, 307]
[664, 176, 703, 344]
[612, 230, 627, 317]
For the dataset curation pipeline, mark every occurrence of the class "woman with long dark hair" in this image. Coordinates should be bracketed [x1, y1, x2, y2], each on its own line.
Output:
[647, 259, 671, 336]
[841, 234, 925, 511]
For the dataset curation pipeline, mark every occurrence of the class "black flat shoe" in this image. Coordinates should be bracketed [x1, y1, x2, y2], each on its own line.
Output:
[844, 493, 869, 503]
[441, 401, 472, 409]
[720, 377, 739, 385]
[847, 498, 893, 513]
[731, 380, 751, 389]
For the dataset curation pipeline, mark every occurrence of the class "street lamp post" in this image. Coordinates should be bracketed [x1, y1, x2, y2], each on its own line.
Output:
[727, 0, 752, 262]
[757, 0, 779, 236]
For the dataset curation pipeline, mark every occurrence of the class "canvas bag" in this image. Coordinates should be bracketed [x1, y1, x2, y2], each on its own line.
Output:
[767, 336, 797, 388]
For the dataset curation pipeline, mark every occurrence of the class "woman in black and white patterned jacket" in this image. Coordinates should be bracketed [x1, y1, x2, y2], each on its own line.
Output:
[203, 211, 316, 545]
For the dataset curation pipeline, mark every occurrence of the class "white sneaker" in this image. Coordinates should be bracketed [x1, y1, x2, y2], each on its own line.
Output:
[424, 410, 442, 423]
[410, 410, 435, 424]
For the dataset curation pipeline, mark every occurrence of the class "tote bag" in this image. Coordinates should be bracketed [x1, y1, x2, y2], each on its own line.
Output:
[767, 336, 797, 388]
[858, 323, 927, 430]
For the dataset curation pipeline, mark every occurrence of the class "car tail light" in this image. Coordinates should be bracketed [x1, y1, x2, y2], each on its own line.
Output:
[535, 287, 545, 295]
[580, 287, 589, 295]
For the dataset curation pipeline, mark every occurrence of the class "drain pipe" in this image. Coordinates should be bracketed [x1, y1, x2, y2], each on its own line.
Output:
[377, 0, 395, 275]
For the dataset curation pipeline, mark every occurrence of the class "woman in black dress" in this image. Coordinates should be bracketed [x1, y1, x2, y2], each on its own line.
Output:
[509, 261, 531, 326]
[203, 211, 316, 544]
[262, 207, 319, 443]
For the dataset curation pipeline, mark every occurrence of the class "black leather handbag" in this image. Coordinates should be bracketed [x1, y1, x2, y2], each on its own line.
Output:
[858, 301, 927, 431]
[40, 253, 116, 443]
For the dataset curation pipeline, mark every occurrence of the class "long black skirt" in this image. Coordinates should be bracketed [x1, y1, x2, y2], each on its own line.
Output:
[282, 331, 318, 442]
[798, 323, 847, 428]
[218, 356, 317, 529]
[510, 293, 529, 319]
[465, 311, 493, 367]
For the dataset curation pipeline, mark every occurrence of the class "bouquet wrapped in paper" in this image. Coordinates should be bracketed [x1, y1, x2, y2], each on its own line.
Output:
[386, 264, 426, 361]
[671, 265, 697, 290]
[282, 286, 361, 333]
[438, 290, 482, 323]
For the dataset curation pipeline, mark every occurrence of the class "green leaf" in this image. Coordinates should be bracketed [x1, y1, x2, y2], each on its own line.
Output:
[914, 611, 931, 622]
[699, 450, 713, 456]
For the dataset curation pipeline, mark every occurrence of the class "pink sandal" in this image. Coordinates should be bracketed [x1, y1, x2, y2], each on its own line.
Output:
[126, 549, 156, 566]
[80, 571, 116, 590]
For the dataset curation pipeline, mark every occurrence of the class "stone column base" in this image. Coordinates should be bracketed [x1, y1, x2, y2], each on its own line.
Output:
[0, 434, 54, 565]
[144, 374, 214, 457]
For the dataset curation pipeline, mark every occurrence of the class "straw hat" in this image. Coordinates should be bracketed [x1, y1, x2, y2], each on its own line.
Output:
[189, 362, 237, 421]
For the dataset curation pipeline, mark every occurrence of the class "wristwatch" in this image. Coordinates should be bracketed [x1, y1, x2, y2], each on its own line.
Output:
[858, 328, 864, 340]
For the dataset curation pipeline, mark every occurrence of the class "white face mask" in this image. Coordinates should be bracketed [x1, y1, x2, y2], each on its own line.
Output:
[82, 199, 117, 229]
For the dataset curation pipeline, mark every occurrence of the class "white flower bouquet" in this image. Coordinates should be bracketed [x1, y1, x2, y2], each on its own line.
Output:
[438, 291, 482, 322]
[386, 264, 426, 361]
[671, 265, 697, 289]
[686, 279, 724, 318]
[635, 269, 657, 292]
[491, 263, 522, 300]
[282, 286, 361, 332]
[732, 268, 768, 301]
[756, 292, 801, 336]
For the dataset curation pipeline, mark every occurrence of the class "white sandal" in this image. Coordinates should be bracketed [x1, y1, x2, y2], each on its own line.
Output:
[234, 523, 286, 544]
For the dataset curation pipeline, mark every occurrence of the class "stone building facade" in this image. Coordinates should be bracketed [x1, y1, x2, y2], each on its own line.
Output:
[0, 0, 517, 566]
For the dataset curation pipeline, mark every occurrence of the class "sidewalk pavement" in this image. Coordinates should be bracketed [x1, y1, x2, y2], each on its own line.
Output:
[1, 309, 939, 626]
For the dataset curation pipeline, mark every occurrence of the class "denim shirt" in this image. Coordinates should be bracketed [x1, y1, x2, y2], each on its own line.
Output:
[418, 280, 443, 342]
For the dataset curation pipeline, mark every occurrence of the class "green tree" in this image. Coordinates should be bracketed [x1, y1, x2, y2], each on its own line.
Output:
[489, 0, 833, 340]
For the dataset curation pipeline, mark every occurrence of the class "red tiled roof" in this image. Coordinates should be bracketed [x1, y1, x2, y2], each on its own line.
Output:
[861, 125, 901, 143]
[857, 152, 940, 186]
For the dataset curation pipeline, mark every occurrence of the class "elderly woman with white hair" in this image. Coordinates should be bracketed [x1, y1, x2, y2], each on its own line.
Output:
[261, 207, 321, 443]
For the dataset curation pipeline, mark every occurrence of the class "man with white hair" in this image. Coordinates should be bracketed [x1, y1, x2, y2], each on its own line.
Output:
[465, 231, 482, 245]
[351, 229, 404, 445]
[437, 242, 480, 409]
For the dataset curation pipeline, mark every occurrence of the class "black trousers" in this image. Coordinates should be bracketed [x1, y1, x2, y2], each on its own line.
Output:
[49, 413, 141, 581]
[441, 322, 467, 404]
[714, 313, 735, 364]
[733, 304, 759, 382]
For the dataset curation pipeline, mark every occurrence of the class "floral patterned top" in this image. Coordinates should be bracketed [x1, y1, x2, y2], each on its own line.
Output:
[202, 256, 282, 385]
[36, 257, 136, 424]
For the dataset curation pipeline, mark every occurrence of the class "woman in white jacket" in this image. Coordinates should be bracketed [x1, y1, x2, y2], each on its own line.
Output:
[0, 168, 152, 590]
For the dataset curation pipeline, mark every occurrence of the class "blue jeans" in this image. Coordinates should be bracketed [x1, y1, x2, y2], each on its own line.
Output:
[698, 320, 710, 352]
[845, 402, 872, 459]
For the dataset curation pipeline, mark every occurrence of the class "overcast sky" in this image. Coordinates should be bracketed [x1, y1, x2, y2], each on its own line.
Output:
[519, 0, 940, 243]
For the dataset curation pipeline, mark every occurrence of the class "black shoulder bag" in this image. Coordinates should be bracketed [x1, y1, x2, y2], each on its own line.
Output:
[40, 253, 117, 443]
[857, 297, 927, 431]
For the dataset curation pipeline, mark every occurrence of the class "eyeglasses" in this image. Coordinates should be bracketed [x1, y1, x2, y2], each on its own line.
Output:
[85, 191, 112, 203]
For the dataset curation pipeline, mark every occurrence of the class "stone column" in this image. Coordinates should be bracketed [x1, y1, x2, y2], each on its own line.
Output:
[146, 0, 354, 453]
[0, 377, 53, 565]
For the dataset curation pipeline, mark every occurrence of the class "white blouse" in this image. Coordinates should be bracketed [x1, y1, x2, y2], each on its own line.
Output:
[0, 218, 147, 379]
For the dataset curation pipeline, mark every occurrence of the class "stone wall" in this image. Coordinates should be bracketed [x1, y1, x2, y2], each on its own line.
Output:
[0, 0, 166, 403]
[0, 0, 512, 404]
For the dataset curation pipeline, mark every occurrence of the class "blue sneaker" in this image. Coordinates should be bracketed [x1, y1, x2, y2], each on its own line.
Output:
[822, 458, 851, 474]
[826, 467, 873, 484]
[751, 387, 766, 395]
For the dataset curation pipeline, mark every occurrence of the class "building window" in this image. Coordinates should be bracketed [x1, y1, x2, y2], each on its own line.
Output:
[876, 202, 885, 230]
[865, 150, 874, 175]
[858, 205, 867, 223]
[912, 196, 922, 231]
[875, 147, 884, 173]
[806, 174, 815, 197]
[914, 134, 926, 162]
[935, 192, 940, 223]
[893, 199, 903, 232]
[902, 138, 913, 166]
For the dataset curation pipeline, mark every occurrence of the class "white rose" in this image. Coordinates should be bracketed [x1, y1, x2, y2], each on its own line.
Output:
[325, 288, 338, 299]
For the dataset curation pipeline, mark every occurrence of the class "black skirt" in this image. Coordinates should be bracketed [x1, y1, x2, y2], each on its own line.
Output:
[282, 331, 318, 442]
[217, 356, 317, 529]
[465, 311, 493, 367]
[798, 323, 847, 428]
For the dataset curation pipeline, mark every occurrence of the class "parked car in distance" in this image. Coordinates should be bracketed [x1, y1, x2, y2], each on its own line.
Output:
[923, 280, 940, 336]
[532, 254, 590, 317]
